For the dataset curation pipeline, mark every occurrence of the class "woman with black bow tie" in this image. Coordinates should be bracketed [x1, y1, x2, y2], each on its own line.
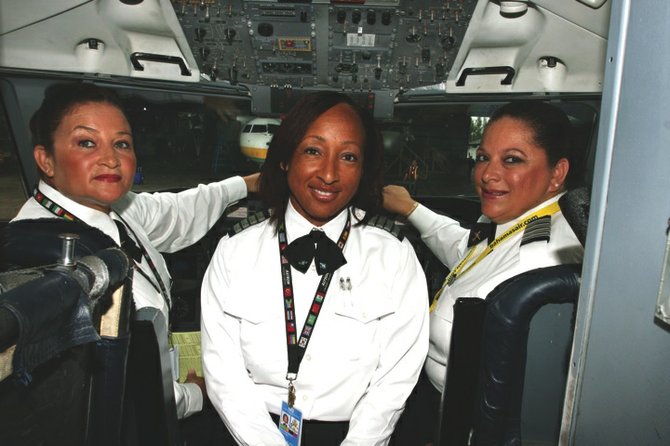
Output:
[382, 101, 585, 445]
[201, 91, 429, 445]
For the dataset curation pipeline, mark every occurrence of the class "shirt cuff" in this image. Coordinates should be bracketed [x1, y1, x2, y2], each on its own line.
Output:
[222, 176, 248, 203]
[407, 203, 440, 234]
[175, 381, 204, 419]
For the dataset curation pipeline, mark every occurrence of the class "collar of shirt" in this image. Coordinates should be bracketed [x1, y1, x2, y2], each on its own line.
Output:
[36, 180, 121, 244]
[477, 192, 566, 240]
[284, 200, 350, 246]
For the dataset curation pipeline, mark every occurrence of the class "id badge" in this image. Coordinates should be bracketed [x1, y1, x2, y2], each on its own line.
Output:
[278, 400, 302, 446]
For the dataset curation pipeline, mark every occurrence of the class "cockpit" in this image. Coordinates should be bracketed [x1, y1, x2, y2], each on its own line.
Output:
[0, 1, 621, 445]
[0, 0, 609, 214]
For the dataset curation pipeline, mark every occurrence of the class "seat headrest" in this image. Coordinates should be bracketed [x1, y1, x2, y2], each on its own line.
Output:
[559, 187, 590, 247]
[1, 218, 115, 270]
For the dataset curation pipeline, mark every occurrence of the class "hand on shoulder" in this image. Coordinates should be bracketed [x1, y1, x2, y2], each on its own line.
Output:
[243, 172, 261, 193]
[382, 185, 418, 217]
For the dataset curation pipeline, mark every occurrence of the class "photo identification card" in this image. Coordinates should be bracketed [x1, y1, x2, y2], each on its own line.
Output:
[278, 400, 302, 446]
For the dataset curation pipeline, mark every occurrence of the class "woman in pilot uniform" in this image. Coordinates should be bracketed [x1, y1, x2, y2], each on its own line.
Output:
[383, 101, 585, 444]
[7, 82, 259, 420]
[201, 91, 429, 445]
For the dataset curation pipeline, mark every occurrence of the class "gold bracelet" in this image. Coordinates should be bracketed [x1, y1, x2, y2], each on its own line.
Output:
[406, 201, 419, 217]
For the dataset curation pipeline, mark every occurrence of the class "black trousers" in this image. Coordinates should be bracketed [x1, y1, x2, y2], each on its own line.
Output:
[270, 413, 349, 445]
[194, 409, 349, 445]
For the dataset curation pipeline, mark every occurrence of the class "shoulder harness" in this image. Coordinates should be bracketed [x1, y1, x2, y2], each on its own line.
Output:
[520, 215, 552, 246]
[366, 215, 404, 241]
[228, 210, 270, 237]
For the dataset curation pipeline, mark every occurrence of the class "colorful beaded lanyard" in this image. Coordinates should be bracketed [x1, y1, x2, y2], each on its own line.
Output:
[277, 211, 351, 407]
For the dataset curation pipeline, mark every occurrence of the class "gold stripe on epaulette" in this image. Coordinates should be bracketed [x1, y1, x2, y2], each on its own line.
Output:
[229, 210, 269, 236]
[520, 215, 551, 246]
[367, 215, 404, 241]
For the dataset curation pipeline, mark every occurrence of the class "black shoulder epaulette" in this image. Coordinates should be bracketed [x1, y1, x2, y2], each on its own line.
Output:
[366, 215, 404, 241]
[520, 215, 551, 246]
[228, 210, 270, 237]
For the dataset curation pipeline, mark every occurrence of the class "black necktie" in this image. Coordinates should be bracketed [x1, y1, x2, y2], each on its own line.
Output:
[283, 229, 347, 275]
[467, 222, 496, 247]
[114, 220, 143, 262]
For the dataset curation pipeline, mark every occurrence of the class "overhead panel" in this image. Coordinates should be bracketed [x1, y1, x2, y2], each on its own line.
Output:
[171, 0, 476, 92]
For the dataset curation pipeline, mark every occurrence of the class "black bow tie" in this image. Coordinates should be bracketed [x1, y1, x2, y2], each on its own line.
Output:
[283, 229, 347, 275]
[467, 222, 496, 247]
[114, 220, 143, 262]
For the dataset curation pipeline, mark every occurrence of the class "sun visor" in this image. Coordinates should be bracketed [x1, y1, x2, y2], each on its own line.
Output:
[0, 0, 199, 82]
[444, 0, 609, 94]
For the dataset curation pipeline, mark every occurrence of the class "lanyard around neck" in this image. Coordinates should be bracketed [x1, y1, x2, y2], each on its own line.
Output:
[33, 187, 171, 310]
[277, 211, 351, 382]
[429, 200, 561, 312]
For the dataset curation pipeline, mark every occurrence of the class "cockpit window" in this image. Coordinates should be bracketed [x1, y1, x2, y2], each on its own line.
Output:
[117, 91, 256, 192]
[386, 100, 599, 198]
[102, 87, 598, 201]
[0, 98, 24, 221]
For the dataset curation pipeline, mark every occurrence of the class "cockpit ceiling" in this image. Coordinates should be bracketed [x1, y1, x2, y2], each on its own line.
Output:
[0, 0, 610, 104]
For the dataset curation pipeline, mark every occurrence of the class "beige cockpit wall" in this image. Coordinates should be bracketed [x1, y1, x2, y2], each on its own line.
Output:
[442, 0, 609, 93]
[0, 0, 609, 117]
[0, 0, 200, 83]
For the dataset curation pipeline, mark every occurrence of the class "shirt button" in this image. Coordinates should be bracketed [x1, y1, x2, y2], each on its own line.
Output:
[302, 395, 309, 401]
[362, 312, 367, 319]
[305, 354, 311, 361]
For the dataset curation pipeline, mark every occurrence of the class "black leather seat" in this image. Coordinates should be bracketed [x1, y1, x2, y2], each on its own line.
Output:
[437, 187, 589, 446]
[122, 307, 182, 446]
[0, 245, 132, 446]
[0, 219, 181, 445]
[438, 264, 581, 446]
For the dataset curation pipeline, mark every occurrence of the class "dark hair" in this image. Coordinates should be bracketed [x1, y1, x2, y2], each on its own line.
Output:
[30, 82, 126, 155]
[259, 91, 384, 226]
[486, 101, 577, 187]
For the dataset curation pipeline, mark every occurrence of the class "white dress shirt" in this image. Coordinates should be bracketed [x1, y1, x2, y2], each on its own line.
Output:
[13, 177, 248, 418]
[408, 193, 584, 393]
[201, 201, 429, 446]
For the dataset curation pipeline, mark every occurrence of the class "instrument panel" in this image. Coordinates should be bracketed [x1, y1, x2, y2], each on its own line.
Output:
[172, 0, 476, 114]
